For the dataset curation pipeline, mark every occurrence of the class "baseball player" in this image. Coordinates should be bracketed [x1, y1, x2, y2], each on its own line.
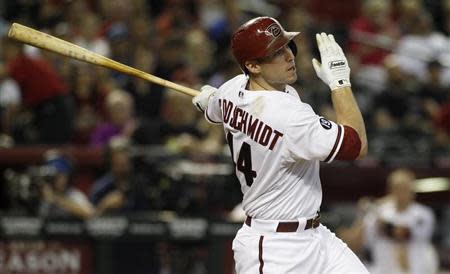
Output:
[363, 169, 437, 274]
[192, 17, 368, 273]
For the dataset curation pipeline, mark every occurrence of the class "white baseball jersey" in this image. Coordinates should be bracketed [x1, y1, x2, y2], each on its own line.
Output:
[364, 200, 437, 274]
[206, 74, 344, 220]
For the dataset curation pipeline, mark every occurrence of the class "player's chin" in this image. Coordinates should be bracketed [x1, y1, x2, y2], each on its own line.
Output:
[286, 73, 298, 84]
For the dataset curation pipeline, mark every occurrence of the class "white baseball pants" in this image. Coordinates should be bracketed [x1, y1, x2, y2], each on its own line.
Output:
[232, 221, 369, 274]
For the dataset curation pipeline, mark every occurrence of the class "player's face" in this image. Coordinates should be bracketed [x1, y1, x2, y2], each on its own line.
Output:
[257, 45, 297, 87]
[391, 180, 415, 209]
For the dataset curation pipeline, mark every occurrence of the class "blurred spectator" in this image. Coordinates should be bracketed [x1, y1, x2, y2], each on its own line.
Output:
[185, 27, 215, 76]
[198, 0, 243, 59]
[161, 86, 202, 151]
[283, 6, 313, 47]
[129, 15, 157, 50]
[363, 169, 438, 274]
[396, 0, 424, 35]
[369, 59, 432, 163]
[90, 88, 161, 146]
[154, 0, 197, 39]
[36, 0, 65, 29]
[0, 18, 8, 38]
[348, 0, 398, 65]
[372, 59, 420, 132]
[154, 35, 187, 82]
[72, 12, 110, 57]
[107, 22, 132, 87]
[1, 38, 74, 144]
[417, 60, 450, 125]
[90, 89, 136, 146]
[38, 150, 94, 219]
[125, 46, 162, 119]
[434, 102, 450, 151]
[65, 0, 91, 32]
[442, 0, 450, 35]
[99, 0, 136, 29]
[161, 86, 224, 156]
[0, 63, 20, 146]
[90, 137, 150, 214]
[198, 0, 231, 37]
[306, 0, 360, 26]
[71, 64, 104, 144]
[347, 0, 400, 92]
[393, 12, 449, 83]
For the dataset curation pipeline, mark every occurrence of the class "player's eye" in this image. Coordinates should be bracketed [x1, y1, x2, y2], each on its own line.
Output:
[273, 47, 286, 57]
[256, 46, 287, 63]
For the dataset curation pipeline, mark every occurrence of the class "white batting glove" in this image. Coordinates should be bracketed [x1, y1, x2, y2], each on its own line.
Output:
[312, 33, 351, 91]
[192, 85, 217, 113]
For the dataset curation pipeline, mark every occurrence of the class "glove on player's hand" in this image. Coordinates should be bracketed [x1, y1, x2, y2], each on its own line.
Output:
[192, 85, 217, 112]
[312, 32, 351, 91]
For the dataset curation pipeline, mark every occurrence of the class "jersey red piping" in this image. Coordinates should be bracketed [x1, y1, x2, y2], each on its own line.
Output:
[259, 236, 264, 274]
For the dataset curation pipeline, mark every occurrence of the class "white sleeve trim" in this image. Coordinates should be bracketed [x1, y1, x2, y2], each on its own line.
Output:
[324, 124, 344, 163]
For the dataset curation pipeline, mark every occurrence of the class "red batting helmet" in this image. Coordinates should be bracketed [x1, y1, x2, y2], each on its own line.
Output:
[231, 17, 300, 73]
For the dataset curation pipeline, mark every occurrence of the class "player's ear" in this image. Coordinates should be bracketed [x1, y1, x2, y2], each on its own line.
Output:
[245, 60, 261, 74]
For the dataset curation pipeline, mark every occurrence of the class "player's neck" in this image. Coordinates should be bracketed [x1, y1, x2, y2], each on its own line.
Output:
[247, 77, 286, 92]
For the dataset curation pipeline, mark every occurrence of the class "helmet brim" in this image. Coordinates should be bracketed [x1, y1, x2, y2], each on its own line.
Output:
[264, 31, 300, 59]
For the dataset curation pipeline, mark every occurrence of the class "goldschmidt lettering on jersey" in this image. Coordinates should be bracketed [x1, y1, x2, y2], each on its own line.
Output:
[219, 99, 283, 150]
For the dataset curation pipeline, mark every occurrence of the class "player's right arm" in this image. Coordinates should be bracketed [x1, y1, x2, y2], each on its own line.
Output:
[192, 85, 223, 124]
[312, 32, 368, 159]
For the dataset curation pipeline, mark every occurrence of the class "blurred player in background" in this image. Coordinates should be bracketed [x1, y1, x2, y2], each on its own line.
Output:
[193, 17, 368, 274]
[363, 168, 438, 274]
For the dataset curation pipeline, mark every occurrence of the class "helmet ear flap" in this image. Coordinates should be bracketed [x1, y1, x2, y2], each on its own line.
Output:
[288, 40, 297, 56]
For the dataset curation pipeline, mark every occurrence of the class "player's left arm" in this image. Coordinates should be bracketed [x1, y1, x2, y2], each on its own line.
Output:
[312, 33, 368, 160]
[331, 86, 367, 159]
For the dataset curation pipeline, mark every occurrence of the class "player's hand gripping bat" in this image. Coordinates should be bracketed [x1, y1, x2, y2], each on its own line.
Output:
[8, 23, 200, 97]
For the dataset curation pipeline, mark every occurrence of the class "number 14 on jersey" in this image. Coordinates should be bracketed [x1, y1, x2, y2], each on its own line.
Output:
[227, 132, 257, 187]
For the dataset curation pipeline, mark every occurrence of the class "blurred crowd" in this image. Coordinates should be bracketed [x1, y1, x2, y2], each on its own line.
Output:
[1, 2, 450, 272]
[0, 0, 449, 165]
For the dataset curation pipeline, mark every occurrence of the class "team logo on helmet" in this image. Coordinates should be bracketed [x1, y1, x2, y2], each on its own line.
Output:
[265, 23, 281, 37]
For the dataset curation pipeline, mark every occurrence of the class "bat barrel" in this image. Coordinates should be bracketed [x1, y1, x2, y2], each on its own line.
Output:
[7, 23, 200, 97]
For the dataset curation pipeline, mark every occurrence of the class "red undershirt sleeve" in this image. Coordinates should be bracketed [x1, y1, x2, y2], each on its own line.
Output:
[334, 125, 361, 161]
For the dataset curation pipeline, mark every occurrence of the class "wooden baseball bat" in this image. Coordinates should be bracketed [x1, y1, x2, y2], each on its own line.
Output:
[7, 23, 200, 97]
